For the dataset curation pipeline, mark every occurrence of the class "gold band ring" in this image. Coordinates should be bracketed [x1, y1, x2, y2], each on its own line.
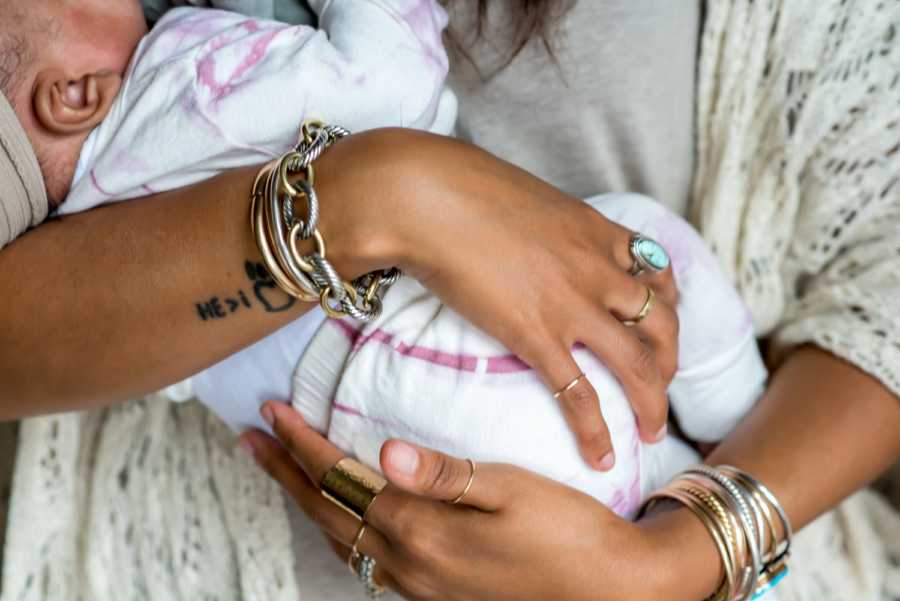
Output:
[553, 373, 586, 400]
[321, 458, 388, 520]
[347, 522, 368, 573]
[450, 459, 477, 505]
[621, 287, 656, 327]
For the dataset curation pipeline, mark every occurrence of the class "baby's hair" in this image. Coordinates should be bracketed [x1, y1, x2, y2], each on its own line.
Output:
[0, 7, 35, 106]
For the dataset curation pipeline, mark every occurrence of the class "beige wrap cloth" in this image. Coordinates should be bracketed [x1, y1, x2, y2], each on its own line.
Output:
[0, 93, 47, 249]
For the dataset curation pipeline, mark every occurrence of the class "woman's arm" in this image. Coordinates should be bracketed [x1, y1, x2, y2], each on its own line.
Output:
[244, 345, 900, 601]
[0, 164, 313, 416]
[0, 128, 678, 466]
[642, 346, 900, 599]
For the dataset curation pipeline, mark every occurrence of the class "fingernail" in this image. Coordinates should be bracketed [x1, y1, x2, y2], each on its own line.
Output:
[598, 451, 616, 471]
[260, 404, 275, 428]
[387, 442, 419, 477]
[237, 438, 255, 458]
[653, 424, 668, 443]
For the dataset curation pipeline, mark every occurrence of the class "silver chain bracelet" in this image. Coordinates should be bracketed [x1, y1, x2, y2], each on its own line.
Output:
[251, 121, 400, 322]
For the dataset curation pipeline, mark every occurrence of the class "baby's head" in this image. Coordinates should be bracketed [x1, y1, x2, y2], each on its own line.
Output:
[0, 0, 147, 209]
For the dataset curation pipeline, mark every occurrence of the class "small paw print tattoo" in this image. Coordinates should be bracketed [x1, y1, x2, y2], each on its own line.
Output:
[245, 261, 296, 313]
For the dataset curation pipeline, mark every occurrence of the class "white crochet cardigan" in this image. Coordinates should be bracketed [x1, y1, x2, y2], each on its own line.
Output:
[4, 1, 900, 600]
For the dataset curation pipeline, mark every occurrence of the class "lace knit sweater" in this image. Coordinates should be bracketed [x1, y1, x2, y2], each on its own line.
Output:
[3, 2, 900, 600]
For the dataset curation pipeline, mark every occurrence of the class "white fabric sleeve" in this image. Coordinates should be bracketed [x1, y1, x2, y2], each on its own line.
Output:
[62, 2, 456, 214]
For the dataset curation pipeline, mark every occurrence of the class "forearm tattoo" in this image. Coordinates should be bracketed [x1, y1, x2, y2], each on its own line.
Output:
[195, 261, 296, 321]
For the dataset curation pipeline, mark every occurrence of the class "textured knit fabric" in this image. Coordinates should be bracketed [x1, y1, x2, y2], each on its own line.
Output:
[3, 2, 900, 601]
[0, 94, 47, 249]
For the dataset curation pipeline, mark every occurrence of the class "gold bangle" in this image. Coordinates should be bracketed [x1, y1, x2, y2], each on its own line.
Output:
[719, 467, 785, 564]
[677, 484, 747, 598]
[679, 474, 755, 598]
[249, 121, 399, 322]
[675, 483, 736, 549]
[250, 164, 319, 302]
[644, 490, 735, 601]
[261, 168, 321, 300]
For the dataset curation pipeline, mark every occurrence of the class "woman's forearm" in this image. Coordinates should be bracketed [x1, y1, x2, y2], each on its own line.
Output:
[1, 127, 679, 471]
[0, 166, 314, 417]
[647, 346, 900, 600]
[0, 130, 433, 418]
[708, 346, 900, 527]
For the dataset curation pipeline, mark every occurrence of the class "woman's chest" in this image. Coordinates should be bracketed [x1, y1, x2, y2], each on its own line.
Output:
[447, 0, 702, 215]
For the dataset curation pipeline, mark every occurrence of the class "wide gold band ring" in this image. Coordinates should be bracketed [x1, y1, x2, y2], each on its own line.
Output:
[621, 287, 656, 327]
[450, 459, 477, 505]
[321, 458, 388, 521]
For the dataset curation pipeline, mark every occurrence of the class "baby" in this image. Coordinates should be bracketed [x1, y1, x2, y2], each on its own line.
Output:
[2, 0, 766, 519]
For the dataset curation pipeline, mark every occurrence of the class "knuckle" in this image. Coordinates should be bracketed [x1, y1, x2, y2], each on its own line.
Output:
[526, 337, 567, 375]
[405, 527, 438, 561]
[661, 361, 678, 385]
[657, 272, 679, 306]
[305, 506, 327, 528]
[630, 343, 659, 385]
[421, 455, 461, 495]
[643, 394, 669, 427]
[660, 349, 679, 383]
[273, 425, 302, 458]
[400, 572, 436, 600]
[658, 305, 680, 341]
[563, 382, 598, 414]
[389, 498, 418, 541]
[587, 425, 612, 447]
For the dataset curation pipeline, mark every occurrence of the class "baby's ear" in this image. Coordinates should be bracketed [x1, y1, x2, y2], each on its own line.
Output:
[32, 68, 121, 136]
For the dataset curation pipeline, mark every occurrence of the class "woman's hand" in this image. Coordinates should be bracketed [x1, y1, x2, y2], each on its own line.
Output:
[313, 129, 679, 468]
[240, 402, 721, 601]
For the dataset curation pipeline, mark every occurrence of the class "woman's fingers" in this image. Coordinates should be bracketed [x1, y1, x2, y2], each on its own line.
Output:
[532, 345, 615, 470]
[324, 535, 407, 598]
[261, 400, 343, 484]
[379, 439, 508, 511]
[240, 426, 396, 561]
[582, 313, 670, 444]
[631, 296, 680, 383]
[642, 265, 679, 308]
[551, 348, 616, 471]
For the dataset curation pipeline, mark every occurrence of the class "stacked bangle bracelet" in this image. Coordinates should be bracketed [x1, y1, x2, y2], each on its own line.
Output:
[640, 465, 792, 601]
[250, 120, 400, 322]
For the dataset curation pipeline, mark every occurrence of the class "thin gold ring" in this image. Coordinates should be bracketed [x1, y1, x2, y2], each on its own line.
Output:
[347, 522, 368, 573]
[553, 373, 586, 400]
[450, 459, 477, 505]
[621, 287, 656, 327]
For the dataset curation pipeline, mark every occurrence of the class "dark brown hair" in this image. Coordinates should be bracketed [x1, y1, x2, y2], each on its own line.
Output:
[446, 0, 569, 65]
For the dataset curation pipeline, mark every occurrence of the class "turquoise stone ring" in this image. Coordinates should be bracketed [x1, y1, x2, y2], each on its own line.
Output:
[628, 234, 670, 275]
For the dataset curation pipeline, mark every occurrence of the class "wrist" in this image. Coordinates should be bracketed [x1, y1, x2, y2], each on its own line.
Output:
[310, 128, 423, 280]
[636, 502, 723, 601]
